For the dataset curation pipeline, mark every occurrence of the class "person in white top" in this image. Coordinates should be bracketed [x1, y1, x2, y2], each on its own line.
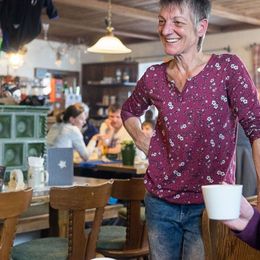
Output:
[99, 104, 132, 155]
[47, 103, 98, 162]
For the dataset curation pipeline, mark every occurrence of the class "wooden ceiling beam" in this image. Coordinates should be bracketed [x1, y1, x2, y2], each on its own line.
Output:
[55, 0, 158, 22]
[44, 17, 158, 41]
[221, 23, 259, 32]
[207, 24, 222, 33]
[212, 3, 260, 26]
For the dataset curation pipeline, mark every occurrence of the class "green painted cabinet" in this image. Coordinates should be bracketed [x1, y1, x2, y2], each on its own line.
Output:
[0, 105, 49, 177]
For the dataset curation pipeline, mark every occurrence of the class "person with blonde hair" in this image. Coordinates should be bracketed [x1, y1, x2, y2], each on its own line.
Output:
[99, 103, 132, 155]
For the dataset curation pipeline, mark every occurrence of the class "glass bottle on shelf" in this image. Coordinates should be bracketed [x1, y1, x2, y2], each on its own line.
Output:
[63, 81, 68, 94]
[115, 68, 122, 83]
[122, 69, 130, 83]
[102, 95, 109, 106]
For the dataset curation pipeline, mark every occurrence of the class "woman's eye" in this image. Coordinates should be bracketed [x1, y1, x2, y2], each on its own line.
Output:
[158, 19, 165, 25]
[173, 20, 185, 26]
[174, 21, 182, 25]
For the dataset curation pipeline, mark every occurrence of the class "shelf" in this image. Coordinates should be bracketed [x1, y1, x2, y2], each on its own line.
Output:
[82, 61, 138, 117]
[96, 103, 109, 107]
[87, 82, 136, 87]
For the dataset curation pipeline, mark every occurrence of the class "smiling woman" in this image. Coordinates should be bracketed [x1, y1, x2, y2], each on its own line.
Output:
[120, 0, 260, 259]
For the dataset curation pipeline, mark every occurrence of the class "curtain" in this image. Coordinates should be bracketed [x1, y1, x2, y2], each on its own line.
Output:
[252, 44, 260, 89]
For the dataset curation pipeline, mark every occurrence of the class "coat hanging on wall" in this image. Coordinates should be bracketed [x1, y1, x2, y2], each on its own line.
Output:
[0, 0, 58, 53]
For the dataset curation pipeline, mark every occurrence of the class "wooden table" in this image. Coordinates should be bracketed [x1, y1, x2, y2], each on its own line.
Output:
[75, 161, 147, 179]
[16, 177, 123, 234]
[96, 162, 147, 175]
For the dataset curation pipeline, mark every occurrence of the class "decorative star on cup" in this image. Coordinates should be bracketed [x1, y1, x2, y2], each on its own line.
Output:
[58, 160, 67, 169]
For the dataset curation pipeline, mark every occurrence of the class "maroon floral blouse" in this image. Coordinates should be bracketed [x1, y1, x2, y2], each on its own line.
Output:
[121, 54, 260, 204]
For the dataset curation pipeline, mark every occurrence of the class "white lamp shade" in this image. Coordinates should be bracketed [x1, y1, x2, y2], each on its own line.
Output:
[87, 35, 132, 54]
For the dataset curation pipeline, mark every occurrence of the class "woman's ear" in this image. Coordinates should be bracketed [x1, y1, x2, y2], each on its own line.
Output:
[69, 116, 75, 125]
[197, 18, 208, 37]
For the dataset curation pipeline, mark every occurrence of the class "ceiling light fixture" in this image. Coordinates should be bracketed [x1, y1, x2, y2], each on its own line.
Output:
[87, 0, 131, 54]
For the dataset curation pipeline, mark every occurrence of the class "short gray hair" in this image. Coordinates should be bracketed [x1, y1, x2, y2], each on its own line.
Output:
[159, 0, 211, 25]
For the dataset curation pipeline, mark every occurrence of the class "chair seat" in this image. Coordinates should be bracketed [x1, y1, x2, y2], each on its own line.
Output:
[12, 237, 68, 260]
[118, 206, 145, 221]
[95, 226, 126, 250]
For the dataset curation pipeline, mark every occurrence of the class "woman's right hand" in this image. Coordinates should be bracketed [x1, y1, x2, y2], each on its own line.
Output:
[123, 117, 151, 155]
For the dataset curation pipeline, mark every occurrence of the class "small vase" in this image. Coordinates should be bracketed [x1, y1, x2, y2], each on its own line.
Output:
[121, 146, 136, 166]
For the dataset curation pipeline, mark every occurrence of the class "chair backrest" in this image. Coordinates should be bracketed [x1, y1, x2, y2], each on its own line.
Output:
[49, 182, 113, 260]
[111, 178, 147, 251]
[202, 208, 260, 260]
[0, 188, 33, 260]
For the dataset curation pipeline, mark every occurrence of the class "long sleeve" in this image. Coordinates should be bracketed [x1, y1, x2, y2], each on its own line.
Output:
[234, 208, 260, 250]
[71, 127, 95, 160]
[226, 55, 260, 144]
[121, 75, 152, 122]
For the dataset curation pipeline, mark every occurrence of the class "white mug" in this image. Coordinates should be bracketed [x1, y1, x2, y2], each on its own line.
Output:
[28, 166, 49, 189]
[202, 184, 243, 220]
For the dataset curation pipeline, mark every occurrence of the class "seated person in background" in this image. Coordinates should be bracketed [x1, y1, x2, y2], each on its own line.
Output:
[135, 120, 154, 163]
[81, 103, 98, 145]
[142, 120, 154, 137]
[47, 103, 99, 162]
[99, 103, 132, 155]
[222, 196, 260, 250]
[144, 105, 158, 123]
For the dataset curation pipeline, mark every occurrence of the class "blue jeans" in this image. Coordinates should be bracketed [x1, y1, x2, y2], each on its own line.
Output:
[145, 193, 205, 260]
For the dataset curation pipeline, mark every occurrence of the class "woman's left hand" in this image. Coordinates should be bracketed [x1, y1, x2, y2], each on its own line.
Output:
[221, 196, 254, 231]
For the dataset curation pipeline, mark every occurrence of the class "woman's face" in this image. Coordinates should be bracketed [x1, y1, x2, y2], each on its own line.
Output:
[69, 112, 86, 129]
[158, 5, 204, 56]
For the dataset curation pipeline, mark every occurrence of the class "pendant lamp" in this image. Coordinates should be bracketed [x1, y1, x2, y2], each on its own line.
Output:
[87, 0, 131, 54]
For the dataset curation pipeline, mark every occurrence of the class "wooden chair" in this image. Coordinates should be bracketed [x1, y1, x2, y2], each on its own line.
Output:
[12, 182, 113, 260]
[0, 188, 33, 260]
[202, 202, 260, 260]
[96, 178, 149, 259]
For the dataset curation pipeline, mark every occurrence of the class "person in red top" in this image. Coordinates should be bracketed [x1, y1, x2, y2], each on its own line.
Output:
[121, 0, 260, 259]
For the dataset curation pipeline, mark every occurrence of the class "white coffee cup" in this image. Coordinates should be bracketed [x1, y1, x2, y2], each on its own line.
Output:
[202, 184, 243, 220]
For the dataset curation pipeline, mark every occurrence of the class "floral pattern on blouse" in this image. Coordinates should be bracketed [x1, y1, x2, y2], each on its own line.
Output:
[121, 54, 260, 204]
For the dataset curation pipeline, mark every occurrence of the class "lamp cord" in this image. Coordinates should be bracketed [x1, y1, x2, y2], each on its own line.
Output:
[107, 0, 112, 28]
